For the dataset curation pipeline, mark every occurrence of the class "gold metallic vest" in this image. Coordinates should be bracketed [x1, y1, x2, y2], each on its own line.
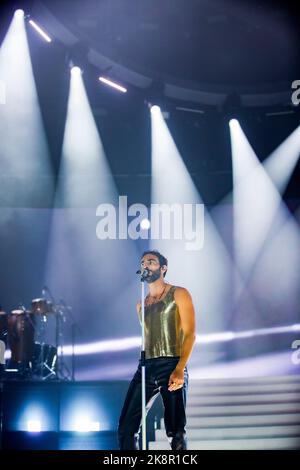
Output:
[138, 285, 183, 359]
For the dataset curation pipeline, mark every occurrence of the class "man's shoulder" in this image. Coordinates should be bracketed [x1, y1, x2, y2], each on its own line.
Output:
[173, 285, 189, 293]
[173, 286, 191, 298]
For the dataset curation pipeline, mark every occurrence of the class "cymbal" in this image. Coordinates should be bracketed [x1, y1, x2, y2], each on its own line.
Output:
[11, 309, 31, 315]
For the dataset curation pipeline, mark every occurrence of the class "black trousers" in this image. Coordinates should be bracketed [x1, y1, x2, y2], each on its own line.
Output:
[118, 356, 188, 450]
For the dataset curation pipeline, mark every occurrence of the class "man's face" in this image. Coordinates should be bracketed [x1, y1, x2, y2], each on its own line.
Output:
[140, 254, 164, 283]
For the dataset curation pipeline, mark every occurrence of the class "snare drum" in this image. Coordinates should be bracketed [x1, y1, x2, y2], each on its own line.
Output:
[7, 310, 35, 363]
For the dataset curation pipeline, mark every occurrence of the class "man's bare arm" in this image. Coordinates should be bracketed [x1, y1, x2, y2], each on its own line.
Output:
[168, 287, 196, 391]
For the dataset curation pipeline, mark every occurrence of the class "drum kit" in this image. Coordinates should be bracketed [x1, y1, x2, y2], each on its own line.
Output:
[0, 296, 72, 381]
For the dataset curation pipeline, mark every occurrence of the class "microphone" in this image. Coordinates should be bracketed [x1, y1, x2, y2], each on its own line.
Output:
[136, 268, 150, 279]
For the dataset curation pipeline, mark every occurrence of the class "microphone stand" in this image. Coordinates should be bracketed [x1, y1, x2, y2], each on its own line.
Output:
[137, 270, 148, 451]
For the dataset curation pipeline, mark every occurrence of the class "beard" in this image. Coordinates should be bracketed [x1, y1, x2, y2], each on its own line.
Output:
[144, 267, 161, 284]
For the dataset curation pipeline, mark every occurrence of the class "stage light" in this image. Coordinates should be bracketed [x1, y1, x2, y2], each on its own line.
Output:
[140, 218, 151, 230]
[75, 420, 100, 433]
[14, 9, 24, 19]
[71, 66, 82, 76]
[28, 19, 52, 43]
[90, 421, 100, 432]
[229, 118, 239, 128]
[150, 105, 161, 114]
[99, 76, 127, 93]
[27, 420, 41, 432]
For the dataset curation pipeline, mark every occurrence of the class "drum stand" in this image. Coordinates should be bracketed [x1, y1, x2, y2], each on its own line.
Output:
[54, 305, 71, 381]
[40, 288, 71, 381]
[36, 315, 56, 381]
[33, 288, 78, 381]
[56, 298, 82, 381]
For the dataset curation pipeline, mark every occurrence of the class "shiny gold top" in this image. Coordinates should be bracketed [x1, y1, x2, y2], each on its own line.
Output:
[138, 285, 183, 359]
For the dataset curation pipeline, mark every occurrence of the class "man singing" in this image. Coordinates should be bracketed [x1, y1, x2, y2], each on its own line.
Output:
[118, 250, 196, 450]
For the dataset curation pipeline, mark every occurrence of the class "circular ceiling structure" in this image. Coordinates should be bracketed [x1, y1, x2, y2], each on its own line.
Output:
[30, 0, 300, 108]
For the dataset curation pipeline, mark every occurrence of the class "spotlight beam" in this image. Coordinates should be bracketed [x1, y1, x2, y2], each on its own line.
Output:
[229, 119, 300, 335]
[44, 67, 139, 354]
[4, 324, 296, 358]
[0, 8, 54, 207]
[150, 105, 236, 335]
[264, 124, 300, 194]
